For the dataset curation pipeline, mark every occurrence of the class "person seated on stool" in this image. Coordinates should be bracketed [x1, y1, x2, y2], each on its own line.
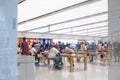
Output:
[64, 44, 75, 66]
[48, 45, 63, 67]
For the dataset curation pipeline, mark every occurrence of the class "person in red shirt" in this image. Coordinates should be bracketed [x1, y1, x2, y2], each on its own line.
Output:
[21, 37, 29, 55]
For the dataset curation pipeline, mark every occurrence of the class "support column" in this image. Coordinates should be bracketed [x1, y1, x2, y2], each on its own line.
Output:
[108, 0, 120, 80]
[0, 0, 17, 80]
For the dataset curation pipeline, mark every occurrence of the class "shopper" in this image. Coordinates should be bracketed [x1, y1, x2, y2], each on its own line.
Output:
[100, 43, 105, 60]
[31, 44, 37, 56]
[48, 45, 63, 67]
[65, 44, 75, 66]
[21, 37, 29, 55]
[48, 45, 59, 59]
[65, 44, 75, 54]
[89, 42, 97, 62]
[75, 42, 80, 51]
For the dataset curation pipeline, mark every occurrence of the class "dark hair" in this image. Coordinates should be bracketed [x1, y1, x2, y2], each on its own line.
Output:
[102, 43, 104, 46]
[23, 37, 26, 41]
[49, 45, 53, 48]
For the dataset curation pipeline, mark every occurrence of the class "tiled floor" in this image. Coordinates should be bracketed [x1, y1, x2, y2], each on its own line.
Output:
[35, 61, 108, 80]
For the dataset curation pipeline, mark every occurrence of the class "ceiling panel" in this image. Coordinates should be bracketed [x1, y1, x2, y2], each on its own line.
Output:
[29, 27, 48, 33]
[50, 28, 71, 34]
[18, 0, 87, 22]
[18, 0, 108, 31]
[50, 14, 107, 31]
[18, 0, 108, 37]
[72, 22, 107, 32]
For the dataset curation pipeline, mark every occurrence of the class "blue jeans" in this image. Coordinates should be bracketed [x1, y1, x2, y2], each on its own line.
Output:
[90, 52, 96, 62]
[55, 56, 62, 66]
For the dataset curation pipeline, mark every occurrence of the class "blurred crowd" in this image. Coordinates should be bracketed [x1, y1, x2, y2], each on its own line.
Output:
[18, 37, 108, 65]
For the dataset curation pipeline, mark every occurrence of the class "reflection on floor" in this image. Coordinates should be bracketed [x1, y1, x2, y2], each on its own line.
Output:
[109, 60, 120, 80]
[35, 62, 108, 80]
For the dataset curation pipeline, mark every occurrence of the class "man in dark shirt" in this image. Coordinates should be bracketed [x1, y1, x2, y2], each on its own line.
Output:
[21, 37, 29, 55]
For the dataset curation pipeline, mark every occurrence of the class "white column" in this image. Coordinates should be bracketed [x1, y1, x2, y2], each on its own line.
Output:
[0, 0, 17, 80]
[108, 0, 120, 80]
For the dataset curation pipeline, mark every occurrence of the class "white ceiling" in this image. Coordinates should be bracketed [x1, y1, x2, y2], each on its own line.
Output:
[18, 0, 108, 37]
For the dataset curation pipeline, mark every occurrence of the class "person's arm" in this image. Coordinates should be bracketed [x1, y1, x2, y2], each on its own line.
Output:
[33, 48, 37, 54]
[20, 42, 23, 52]
[55, 48, 60, 56]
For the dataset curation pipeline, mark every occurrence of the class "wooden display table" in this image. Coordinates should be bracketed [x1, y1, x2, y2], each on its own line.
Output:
[47, 53, 87, 72]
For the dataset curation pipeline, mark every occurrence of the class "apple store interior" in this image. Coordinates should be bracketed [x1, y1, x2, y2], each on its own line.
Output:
[0, 0, 120, 80]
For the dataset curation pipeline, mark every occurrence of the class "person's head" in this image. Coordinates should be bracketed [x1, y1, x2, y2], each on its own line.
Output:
[102, 43, 104, 46]
[49, 45, 53, 49]
[32, 44, 34, 47]
[23, 37, 26, 41]
[18, 44, 20, 47]
[105, 42, 107, 44]
[58, 41, 61, 44]
[92, 42, 95, 45]
[67, 44, 71, 48]
[81, 42, 83, 44]
[99, 42, 102, 44]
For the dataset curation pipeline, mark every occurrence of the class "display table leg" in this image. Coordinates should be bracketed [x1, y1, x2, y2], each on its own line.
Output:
[84, 56, 87, 70]
[70, 56, 73, 72]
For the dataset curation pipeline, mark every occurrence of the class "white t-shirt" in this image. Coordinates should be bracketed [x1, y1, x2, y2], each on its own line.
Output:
[31, 47, 37, 56]
[65, 47, 75, 54]
[98, 44, 102, 50]
[48, 47, 59, 58]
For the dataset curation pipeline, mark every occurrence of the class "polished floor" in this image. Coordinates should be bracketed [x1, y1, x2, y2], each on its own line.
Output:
[35, 60, 108, 80]
[108, 60, 120, 80]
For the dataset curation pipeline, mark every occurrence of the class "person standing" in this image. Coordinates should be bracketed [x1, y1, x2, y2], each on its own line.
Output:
[21, 37, 29, 55]
[89, 42, 97, 62]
